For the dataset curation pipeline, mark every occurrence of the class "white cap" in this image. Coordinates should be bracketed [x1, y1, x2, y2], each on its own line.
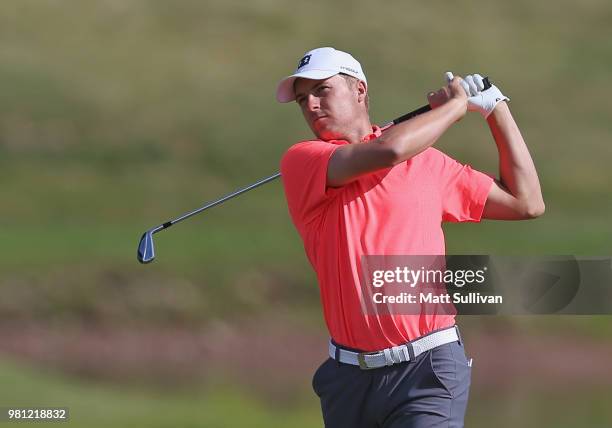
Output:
[276, 47, 367, 103]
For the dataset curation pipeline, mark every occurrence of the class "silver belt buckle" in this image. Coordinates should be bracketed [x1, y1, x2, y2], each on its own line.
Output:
[357, 351, 379, 370]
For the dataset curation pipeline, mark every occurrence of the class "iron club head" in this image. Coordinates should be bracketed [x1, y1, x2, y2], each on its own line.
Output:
[137, 230, 156, 264]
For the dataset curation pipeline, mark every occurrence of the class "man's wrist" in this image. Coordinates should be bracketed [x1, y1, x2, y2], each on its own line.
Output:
[447, 98, 467, 122]
[486, 100, 510, 122]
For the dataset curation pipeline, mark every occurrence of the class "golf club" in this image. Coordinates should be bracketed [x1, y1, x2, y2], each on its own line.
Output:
[137, 77, 491, 264]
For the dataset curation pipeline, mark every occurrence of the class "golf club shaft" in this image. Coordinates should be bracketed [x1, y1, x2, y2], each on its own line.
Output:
[161, 173, 281, 230]
[151, 77, 491, 234]
[153, 103, 428, 234]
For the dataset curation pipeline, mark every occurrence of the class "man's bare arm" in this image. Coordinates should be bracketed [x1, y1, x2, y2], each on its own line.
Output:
[482, 102, 545, 219]
[327, 78, 467, 188]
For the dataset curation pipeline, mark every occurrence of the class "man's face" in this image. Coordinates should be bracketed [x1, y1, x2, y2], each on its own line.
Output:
[294, 74, 363, 141]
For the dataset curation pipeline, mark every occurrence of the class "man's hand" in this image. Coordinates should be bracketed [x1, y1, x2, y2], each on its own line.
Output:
[462, 73, 510, 118]
[427, 74, 468, 119]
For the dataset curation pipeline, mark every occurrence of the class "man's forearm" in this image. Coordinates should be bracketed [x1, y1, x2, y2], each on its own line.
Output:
[375, 98, 466, 164]
[487, 102, 545, 212]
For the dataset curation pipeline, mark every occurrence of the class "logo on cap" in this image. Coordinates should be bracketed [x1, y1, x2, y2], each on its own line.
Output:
[340, 66, 358, 74]
[297, 54, 311, 69]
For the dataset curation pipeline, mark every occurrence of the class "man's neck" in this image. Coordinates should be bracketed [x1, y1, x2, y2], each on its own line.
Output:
[327, 119, 373, 144]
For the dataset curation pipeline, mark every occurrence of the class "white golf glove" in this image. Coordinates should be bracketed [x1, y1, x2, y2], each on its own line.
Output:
[445, 72, 509, 118]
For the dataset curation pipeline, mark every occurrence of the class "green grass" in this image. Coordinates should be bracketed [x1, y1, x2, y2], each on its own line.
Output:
[467, 389, 612, 428]
[0, 358, 321, 428]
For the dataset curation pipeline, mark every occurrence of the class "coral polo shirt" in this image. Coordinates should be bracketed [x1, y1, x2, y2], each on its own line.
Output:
[280, 125, 494, 351]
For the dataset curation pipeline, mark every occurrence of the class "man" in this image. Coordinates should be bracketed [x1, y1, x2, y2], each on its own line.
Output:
[276, 47, 544, 427]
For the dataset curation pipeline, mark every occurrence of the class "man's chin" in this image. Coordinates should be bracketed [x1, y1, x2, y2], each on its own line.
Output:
[313, 126, 338, 142]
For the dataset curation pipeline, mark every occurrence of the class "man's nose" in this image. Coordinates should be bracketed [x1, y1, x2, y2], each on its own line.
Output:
[306, 94, 320, 111]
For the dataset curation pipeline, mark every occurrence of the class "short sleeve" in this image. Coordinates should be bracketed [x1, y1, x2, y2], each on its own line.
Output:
[280, 141, 343, 228]
[426, 148, 494, 223]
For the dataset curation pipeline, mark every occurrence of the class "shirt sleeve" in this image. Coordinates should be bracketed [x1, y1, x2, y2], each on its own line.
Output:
[426, 148, 495, 223]
[280, 140, 343, 228]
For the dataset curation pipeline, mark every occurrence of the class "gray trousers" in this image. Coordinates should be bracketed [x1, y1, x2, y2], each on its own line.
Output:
[312, 338, 472, 427]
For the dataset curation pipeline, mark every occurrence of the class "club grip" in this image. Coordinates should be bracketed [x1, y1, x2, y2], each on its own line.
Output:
[392, 105, 431, 125]
[482, 76, 492, 90]
[392, 76, 492, 126]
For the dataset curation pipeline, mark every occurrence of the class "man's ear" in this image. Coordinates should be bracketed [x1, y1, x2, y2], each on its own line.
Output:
[356, 80, 367, 104]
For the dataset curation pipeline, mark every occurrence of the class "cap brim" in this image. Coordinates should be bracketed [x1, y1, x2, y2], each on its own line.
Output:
[276, 70, 339, 103]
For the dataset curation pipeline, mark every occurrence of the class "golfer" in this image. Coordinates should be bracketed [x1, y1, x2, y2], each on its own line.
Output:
[276, 47, 544, 427]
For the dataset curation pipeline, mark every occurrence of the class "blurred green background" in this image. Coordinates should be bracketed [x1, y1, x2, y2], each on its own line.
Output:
[1, 0, 611, 426]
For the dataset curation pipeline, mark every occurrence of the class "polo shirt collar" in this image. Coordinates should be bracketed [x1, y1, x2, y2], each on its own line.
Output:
[362, 125, 382, 142]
